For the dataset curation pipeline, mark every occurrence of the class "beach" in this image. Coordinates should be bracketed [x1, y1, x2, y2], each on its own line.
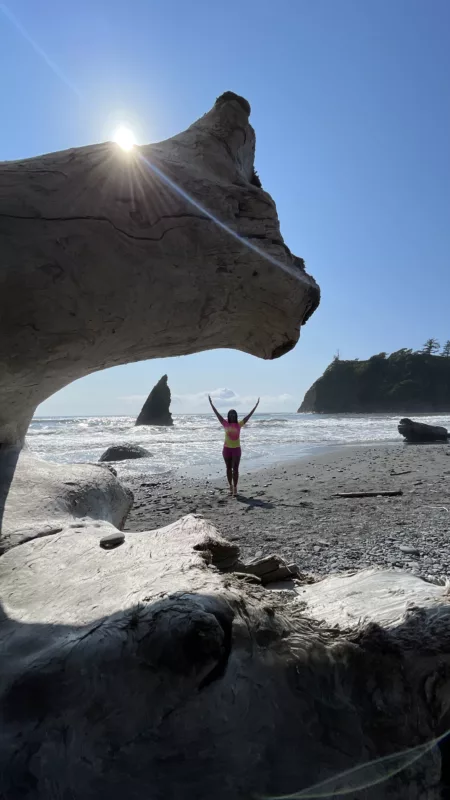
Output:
[125, 442, 450, 580]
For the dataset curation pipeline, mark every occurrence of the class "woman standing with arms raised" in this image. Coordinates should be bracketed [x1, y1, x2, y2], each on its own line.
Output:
[208, 395, 260, 496]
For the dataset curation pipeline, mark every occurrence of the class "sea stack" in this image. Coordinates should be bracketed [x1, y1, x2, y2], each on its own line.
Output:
[135, 375, 173, 426]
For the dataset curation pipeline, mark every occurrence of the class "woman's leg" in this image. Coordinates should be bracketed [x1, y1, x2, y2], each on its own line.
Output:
[223, 450, 233, 493]
[231, 449, 241, 495]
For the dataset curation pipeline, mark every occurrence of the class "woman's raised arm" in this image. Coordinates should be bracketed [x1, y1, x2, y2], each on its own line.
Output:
[242, 398, 260, 425]
[208, 395, 225, 424]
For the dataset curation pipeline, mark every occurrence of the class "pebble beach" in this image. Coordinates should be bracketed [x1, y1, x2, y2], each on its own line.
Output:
[125, 442, 450, 580]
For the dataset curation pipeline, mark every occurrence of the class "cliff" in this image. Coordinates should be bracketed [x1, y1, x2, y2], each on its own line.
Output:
[299, 350, 450, 413]
[135, 374, 173, 426]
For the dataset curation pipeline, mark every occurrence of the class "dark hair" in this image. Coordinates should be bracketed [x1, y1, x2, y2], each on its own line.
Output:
[227, 409, 238, 423]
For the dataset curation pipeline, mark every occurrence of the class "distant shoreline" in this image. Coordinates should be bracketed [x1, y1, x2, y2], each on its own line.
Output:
[33, 410, 450, 418]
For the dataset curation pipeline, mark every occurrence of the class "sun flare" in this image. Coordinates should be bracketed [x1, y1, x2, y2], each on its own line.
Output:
[113, 126, 136, 151]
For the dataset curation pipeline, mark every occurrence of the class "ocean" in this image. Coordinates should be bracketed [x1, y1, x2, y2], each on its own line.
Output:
[26, 412, 450, 480]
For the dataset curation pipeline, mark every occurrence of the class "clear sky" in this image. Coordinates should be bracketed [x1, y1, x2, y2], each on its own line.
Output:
[2, 0, 450, 415]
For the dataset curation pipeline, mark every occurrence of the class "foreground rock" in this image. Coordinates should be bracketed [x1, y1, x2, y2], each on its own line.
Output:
[0, 513, 449, 798]
[398, 417, 449, 443]
[0, 91, 319, 452]
[99, 444, 151, 461]
[135, 374, 173, 426]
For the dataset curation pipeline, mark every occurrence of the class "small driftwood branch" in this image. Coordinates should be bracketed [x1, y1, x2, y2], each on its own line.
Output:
[390, 470, 412, 476]
[334, 490, 403, 499]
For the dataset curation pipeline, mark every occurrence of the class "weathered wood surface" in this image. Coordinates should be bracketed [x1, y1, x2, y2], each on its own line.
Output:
[0, 91, 319, 449]
[1, 91, 449, 798]
[0, 515, 449, 799]
[334, 490, 403, 498]
[1, 450, 133, 552]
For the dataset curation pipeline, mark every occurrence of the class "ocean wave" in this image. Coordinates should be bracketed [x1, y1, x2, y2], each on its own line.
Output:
[253, 418, 289, 426]
[27, 428, 66, 436]
[28, 412, 450, 476]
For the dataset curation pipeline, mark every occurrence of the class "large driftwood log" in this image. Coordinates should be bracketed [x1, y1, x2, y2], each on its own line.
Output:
[0, 514, 449, 799]
[0, 91, 319, 449]
[0, 451, 133, 551]
[3, 91, 449, 797]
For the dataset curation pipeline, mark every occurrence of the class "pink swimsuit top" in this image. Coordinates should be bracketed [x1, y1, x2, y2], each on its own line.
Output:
[221, 420, 245, 449]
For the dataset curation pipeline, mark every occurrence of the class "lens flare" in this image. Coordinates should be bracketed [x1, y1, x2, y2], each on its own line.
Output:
[113, 126, 136, 151]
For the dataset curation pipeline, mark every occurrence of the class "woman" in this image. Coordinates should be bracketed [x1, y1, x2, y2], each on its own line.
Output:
[208, 395, 260, 496]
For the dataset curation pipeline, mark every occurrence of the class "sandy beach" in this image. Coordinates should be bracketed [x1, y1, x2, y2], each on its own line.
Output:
[125, 442, 450, 579]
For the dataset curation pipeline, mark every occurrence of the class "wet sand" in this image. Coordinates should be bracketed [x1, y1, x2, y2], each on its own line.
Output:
[125, 442, 450, 579]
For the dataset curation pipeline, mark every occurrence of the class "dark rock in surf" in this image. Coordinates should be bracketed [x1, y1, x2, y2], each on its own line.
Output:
[99, 444, 151, 462]
[135, 374, 173, 427]
[398, 418, 449, 443]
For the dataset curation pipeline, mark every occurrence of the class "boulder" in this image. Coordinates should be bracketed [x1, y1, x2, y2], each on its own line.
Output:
[398, 417, 449, 442]
[135, 375, 173, 426]
[99, 444, 151, 461]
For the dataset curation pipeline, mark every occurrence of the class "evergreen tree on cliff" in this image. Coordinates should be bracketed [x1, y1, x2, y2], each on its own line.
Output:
[135, 375, 173, 426]
[422, 338, 440, 355]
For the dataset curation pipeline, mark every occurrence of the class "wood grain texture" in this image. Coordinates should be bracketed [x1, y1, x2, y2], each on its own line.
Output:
[0, 91, 319, 447]
[0, 515, 448, 799]
[2, 93, 447, 798]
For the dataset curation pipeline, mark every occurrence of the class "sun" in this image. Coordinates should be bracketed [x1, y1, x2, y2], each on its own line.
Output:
[113, 126, 136, 151]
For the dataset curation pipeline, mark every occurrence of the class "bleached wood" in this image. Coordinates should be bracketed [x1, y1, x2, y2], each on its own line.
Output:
[0, 91, 319, 447]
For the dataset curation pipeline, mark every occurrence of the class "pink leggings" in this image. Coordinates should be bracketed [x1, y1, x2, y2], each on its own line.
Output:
[223, 447, 241, 484]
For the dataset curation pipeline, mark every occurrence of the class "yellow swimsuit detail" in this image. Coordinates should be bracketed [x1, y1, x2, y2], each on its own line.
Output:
[222, 420, 245, 449]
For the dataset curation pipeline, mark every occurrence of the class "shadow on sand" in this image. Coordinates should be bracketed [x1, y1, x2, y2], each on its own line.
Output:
[235, 494, 274, 509]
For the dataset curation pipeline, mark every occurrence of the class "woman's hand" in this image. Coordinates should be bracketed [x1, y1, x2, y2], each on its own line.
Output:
[242, 397, 260, 425]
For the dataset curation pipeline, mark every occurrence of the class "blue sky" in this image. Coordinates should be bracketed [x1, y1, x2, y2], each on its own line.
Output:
[2, 0, 450, 415]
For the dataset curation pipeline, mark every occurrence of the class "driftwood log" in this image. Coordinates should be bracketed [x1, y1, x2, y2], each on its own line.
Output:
[2, 93, 450, 797]
[0, 90, 319, 451]
[334, 490, 403, 498]
[1, 509, 450, 799]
